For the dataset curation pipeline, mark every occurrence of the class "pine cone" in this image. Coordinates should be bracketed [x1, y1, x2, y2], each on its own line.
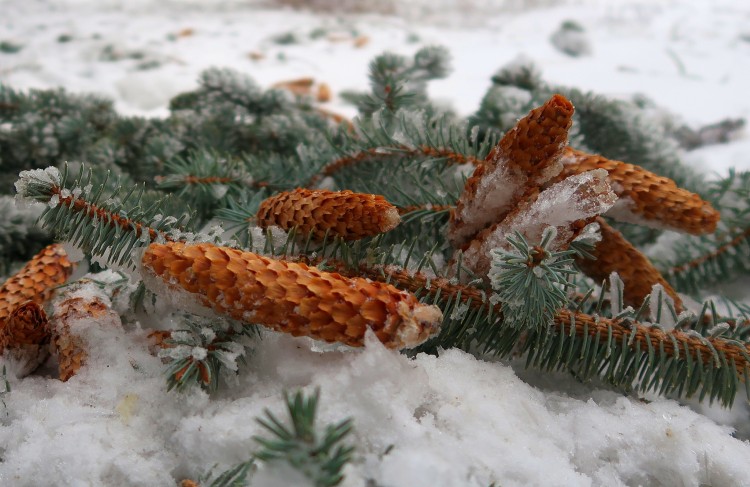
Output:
[0, 302, 50, 377]
[50, 291, 121, 381]
[576, 217, 683, 312]
[0, 243, 73, 323]
[557, 148, 719, 235]
[0, 244, 73, 376]
[142, 242, 442, 349]
[449, 94, 574, 248]
[256, 188, 400, 241]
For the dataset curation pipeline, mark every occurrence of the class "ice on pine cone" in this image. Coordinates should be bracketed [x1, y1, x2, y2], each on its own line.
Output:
[557, 148, 719, 235]
[460, 169, 617, 279]
[141, 241, 442, 349]
[0, 302, 50, 378]
[49, 280, 123, 381]
[449, 94, 574, 248]
[256, 188, 401, 241]
[576, 217, 683, 312]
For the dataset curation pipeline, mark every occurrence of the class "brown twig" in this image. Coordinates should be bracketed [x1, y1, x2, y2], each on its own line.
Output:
[51, 185, 173, 243]
[669, 226, 750, 276]
[397, 204, 454, 215]
[306, 146, 483, 188]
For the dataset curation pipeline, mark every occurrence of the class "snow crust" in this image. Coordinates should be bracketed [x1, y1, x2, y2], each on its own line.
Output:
[3, 327, 750, 486]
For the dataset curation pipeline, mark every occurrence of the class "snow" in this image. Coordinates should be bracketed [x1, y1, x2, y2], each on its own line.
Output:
[2, 0, 750, 485]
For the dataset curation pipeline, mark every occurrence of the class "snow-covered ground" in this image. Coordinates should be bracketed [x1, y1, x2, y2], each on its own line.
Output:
[2, 0, 750, 485]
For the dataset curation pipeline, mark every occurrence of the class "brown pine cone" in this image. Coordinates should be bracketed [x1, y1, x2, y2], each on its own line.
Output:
[556, 147, 719, 235]
[576, 217, 683, 312]
[256, 188, 400, 241]
[459, 169, 616, 280]
[142, 242, 442, 349]
[49, 290, 121, 382]
[449, 94, 574, 248]
[0, 244, 73, 376]
[0, 302, 50, 377]
[0, 244, 73, 323]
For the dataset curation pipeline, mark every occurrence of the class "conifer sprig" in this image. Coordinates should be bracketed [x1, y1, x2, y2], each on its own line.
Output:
[15, 164, 193, 268]
[155, 150, 257, 218]
[489, 228, 577, 331]
[254, 389, 354, 487]
[7, 49, 750, 411]
[664, 170, 750, 294]
[159, 317, 252, 392]
[323, 257, 750, 406]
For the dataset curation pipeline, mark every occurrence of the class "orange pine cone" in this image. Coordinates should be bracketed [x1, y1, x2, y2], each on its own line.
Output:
[0, 244, 73, 323]
[0, 302, 50, 377]
[141, 242, 442, 349]
[576, 217, 683, 312]
[256, 188, 401, 241]
[0, 244, 73, 376]
[449, 94, 574, 248]
[556, 148, 719, 235]
[50, 292, 120, 381]
[489, 93, 574, 178]
[1, 301, 49, 349]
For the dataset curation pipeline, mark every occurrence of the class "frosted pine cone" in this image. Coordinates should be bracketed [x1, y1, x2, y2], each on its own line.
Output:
[459, 170, 617, 280]
[576, 217, 683, 311]
[256, 188, 400, 241]
[0, 302, 50, 377]
[49, 285, 122, 381]
[142, 242, 442, 349]
[449, 94, 574, 248]
[557, 148, 719, 235]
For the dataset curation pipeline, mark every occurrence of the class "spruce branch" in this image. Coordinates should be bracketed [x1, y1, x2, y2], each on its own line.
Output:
[667, 226, 750, 294]
[489, 228, 576, 331]
[254, 389, 354, 487]
[397, 203, 454, 215]
[14, 164, 193, 268]
[154, 150, 258, 218]
[315, 259, 750, 406]
[157, 316, 253, 392]
[663, 170, 750, 294]
[198, 460, 256, 487]
[306, 145, 484, 188]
